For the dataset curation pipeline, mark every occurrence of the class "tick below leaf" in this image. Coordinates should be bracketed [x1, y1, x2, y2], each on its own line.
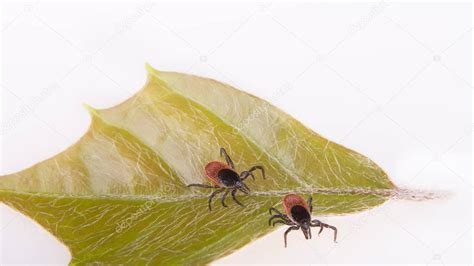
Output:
[0, 64, 425, 264]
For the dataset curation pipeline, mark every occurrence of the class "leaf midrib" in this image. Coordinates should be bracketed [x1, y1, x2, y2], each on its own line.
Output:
[0, 186, 398, 203]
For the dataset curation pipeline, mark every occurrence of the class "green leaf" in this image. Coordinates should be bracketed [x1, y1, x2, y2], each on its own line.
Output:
[0, 64, 396, 265]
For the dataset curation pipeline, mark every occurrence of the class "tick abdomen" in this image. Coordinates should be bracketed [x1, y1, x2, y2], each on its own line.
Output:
[283, 193, 310, 217]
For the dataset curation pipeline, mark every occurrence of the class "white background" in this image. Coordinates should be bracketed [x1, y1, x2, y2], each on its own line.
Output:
[1, 1, 472, 265]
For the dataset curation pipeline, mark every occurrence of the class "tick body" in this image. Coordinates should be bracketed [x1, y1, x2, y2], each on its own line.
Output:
[204, 161, 241, 188]
[187, 147, 265, 210]
[269, 193, 337, 247]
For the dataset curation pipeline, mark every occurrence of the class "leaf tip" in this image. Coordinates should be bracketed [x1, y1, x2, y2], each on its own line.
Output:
[145, 62, 160, 77]
[83, 103, 99, 117]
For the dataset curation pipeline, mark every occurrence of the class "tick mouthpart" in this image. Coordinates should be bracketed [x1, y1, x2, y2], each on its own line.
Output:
[302, 227, 310, 240]
[236, 181, 250, 195]
[301, 222, 311, 240]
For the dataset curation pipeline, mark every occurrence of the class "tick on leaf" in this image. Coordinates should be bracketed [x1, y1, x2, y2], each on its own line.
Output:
[269, 193, 337, 247]
[187, 147, 265, 211]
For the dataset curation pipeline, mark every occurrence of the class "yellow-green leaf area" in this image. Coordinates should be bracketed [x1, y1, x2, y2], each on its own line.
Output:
[0, 64, 396, 265]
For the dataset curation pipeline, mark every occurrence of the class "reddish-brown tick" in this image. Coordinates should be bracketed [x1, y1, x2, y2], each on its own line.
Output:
[188, 147, 265, 211]
[269, 193, 337, 247]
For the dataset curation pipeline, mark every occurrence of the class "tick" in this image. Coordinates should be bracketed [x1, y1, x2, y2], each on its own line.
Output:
[187, 147, 265, 211]
[268, 193, 337, 247]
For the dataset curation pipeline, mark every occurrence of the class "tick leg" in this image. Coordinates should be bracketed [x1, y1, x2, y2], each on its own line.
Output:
[221, 190, 230, 207]
[269, 214, 282, 225]
[187, 183, 216, 188]
[272, 220, 285, 226]
[208, 188, 225, 211]
[268, 214, 290, 225]
[311, 219, 323, 235]
[272, 219, 294, 227]
[321, 223, 338, 243]
[311, 220, 337, 242]
[239, 171, 255, 181]
[307, 196, 313, 213]
[248, 165, 265, 179]
[269, 207, 284, 216]
[220, 147, 235, 169]
[231, 189, 245, 207]
[283, 226, 300, 248]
